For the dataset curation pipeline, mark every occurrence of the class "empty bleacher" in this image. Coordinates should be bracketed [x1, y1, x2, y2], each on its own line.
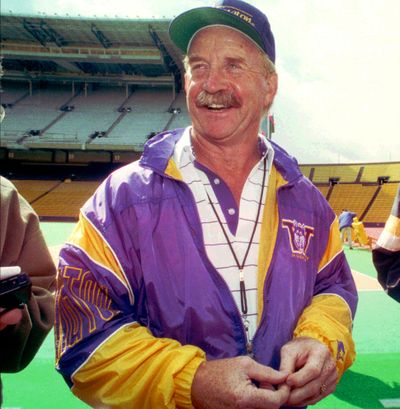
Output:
[301, 162, 400, 184]
[36, 87, 125, 145]
[360, 163, 400, 183]
[97, 88, 174, 148]
[29, 180, 100, 219]
[328, 183, 378, 217]
[299, 162, 399, 225]
[309, 164, 362, 183]
[1, 84, 74, 145]
[1, 84, 191, 150]
[11, 179, 61, 203]
[363, 183, 399, 223]
[167, 91, 190, 129]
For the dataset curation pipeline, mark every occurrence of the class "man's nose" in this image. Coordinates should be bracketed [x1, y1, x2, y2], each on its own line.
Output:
[202, 66, 228, 93]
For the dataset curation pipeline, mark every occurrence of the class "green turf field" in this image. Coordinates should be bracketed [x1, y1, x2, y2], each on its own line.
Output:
[2, 226, 400, 409]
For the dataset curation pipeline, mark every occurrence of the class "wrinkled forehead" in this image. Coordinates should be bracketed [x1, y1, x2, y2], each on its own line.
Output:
[187, 24, 265, 56]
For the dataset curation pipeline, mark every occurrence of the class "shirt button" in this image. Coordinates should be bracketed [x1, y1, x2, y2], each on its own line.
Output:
[214, 178, 220, 185]
[228, 208, 236, 215]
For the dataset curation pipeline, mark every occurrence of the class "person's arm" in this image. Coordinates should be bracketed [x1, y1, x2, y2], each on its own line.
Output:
[0, 177, 56, 372]
[55, 214, 206, 409]
[279, 217, 358, 407]
[373, 184, 400, 302]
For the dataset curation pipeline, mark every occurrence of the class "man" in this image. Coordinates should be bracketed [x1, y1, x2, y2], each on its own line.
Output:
[0, 176, 56, 405]
[338, 209, 357, 249]
[373, 184, 400, 302]
[54, 1, 358, 408]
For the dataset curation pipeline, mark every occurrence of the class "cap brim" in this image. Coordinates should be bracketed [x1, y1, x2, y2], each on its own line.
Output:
[169, 7, 265, 54]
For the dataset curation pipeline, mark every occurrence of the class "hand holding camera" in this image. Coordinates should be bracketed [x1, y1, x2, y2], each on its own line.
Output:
[0, 266, 32, 330]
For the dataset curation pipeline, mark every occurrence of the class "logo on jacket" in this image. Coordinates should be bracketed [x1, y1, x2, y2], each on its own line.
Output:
[282, 219, 314, 260]
[337, 340, 345, 361]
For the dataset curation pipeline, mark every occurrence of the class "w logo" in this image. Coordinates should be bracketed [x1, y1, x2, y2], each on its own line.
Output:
[282, 219, 314, 259]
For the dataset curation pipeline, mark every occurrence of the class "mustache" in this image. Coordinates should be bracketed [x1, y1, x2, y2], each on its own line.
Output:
[196, 90, 240, 108]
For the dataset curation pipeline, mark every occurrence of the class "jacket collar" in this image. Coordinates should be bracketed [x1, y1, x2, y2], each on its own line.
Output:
[139, 127, 303, 184]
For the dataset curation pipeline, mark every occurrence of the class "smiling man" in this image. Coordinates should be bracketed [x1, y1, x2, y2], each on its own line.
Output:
[54, 1, 358, 408]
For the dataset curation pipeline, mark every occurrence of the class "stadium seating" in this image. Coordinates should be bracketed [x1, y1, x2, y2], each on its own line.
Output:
[10, 179, 61, 203]
[1, 83, 192, 150]
[362, 183, 399, 223]
[1, 82, 398, 225]
[1, 84, 74, 146]
[300, 163, 400, 184]
[310, 164, 362, 183]
[328, 183, 378, 218]
[167, 91, 190, 129]
[360, 163, 400, 183]
[96, 89, 173, 148]
[26, 180, 101, 219]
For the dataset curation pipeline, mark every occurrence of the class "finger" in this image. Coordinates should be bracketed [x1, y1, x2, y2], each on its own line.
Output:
[286, 375, 321, 405]
[0, 308, 23, 326]
[247, 360, 289, 385]
[287, 365, 338, 407]
[279, 344, 297, 374]
[248, 383, 290, 409]
[286, 350, 325, 387]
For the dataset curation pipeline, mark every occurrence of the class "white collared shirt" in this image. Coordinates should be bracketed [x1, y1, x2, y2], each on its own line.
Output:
[174, 127, 274, 344]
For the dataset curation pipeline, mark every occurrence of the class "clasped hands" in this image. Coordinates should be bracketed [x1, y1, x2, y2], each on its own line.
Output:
[191, 336, 337, 409]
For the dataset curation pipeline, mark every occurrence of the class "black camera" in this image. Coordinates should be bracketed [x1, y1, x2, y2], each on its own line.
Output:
[0, 272, 32, 310]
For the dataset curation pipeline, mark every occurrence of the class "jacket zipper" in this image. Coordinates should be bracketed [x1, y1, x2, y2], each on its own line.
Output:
[177, 179, 251, 354]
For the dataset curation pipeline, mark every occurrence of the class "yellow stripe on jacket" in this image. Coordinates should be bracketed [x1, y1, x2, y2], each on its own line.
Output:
[71, 323, 205, 409]
[294, 218, 355, 379]
[68, 214, 134, 304]
[257, 165, 287, 320]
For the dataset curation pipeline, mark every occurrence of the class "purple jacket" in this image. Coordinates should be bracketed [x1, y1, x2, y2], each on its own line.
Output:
[55, 129, 358, 409]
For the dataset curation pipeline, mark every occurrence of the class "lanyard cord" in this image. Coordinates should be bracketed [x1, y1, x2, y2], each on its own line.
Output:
[205, 156, 267, 315]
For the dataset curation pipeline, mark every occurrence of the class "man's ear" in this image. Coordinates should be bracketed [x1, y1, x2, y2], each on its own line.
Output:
[264, 72, 278, 112]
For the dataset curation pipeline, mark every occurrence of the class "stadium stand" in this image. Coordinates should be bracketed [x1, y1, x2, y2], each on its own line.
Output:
[1, 83, 75, 146]
[167, 91, 190, 129]
[362, 182, 399, 224]
[360, 163, 400, 183]
[95, 87, 176, 147]
[10, 179, 62, 203]
[310, 163, 362, 183]
[10, 179, 101, 220]
[328, 183, 378, 218]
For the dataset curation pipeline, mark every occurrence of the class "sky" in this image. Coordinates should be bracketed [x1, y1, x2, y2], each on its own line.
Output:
[1, 0, 400, 164]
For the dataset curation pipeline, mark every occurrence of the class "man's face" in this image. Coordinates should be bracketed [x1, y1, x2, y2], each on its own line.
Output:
[185, 26, 277, 145]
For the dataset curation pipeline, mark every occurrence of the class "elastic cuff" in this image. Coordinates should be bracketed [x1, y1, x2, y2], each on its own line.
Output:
[174, 356, 205, 409]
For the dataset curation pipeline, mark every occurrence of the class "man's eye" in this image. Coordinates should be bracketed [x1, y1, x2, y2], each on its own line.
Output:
[227, 63, 243, 73]
[191, 64, 207, 71]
